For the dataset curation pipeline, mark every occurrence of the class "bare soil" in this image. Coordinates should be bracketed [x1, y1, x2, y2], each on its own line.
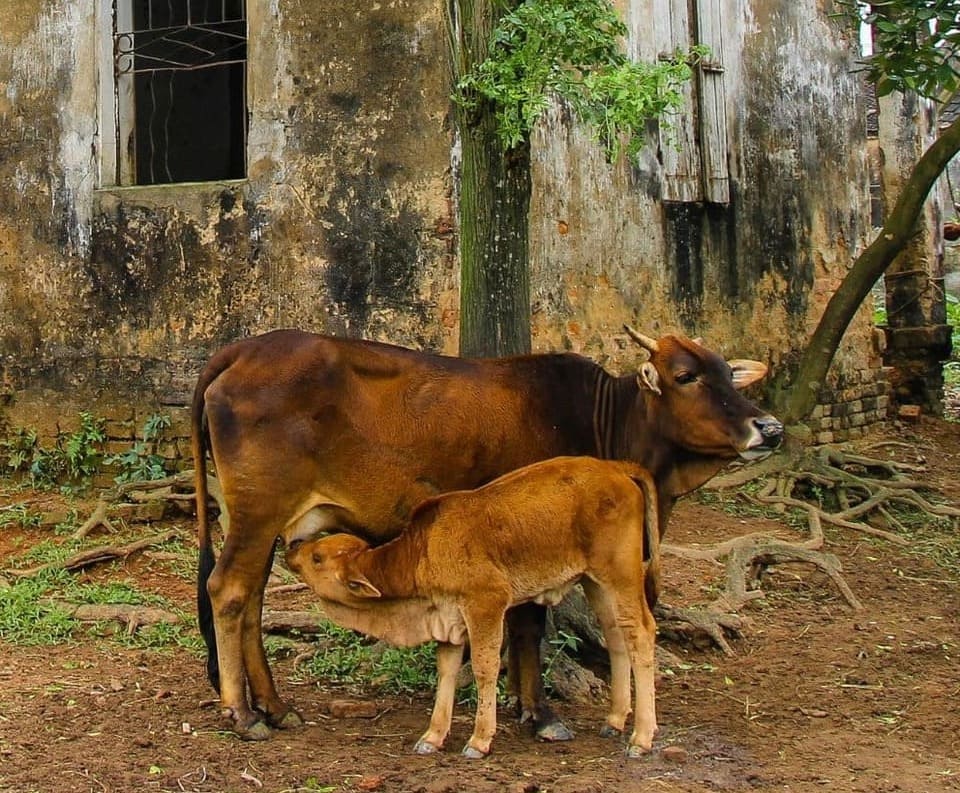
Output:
[1, 418, 959, 793]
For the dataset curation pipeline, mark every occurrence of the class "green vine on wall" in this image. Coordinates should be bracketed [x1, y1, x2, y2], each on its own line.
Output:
[454, 0, 706, 158]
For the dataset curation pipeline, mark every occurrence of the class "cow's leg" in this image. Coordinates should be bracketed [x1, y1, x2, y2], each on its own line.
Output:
[414, 642, 465, 754]
[581, 579, 631, 737]
[243, 541, 303, 730]
[207, 525, 296, 739]
[612, 590, 658, 757]
[462, 600, 510, 758]
[505, 603, 574, 741]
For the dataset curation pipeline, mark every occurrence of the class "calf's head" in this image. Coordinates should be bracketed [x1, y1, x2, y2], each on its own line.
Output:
[285, 533, 384, 602]
[625, 326, 783, 460]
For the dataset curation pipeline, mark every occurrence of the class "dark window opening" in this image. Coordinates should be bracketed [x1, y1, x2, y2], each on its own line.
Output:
[114, 0, 247, 185]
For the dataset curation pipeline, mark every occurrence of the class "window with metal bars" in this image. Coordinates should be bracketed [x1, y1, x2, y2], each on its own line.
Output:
[105, 0, 247, 186]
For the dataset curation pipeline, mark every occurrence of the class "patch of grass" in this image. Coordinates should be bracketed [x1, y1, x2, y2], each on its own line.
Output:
[0, 503, 43, 530]
[298, 620, 437, 695]
[0, 569, 77, 644]
[370, 643, 437, 695]
[116, 620, 204, 654]
[66, 579, 170, 608]
[880, 505, 960, 574]
[6, 537, 83, 569]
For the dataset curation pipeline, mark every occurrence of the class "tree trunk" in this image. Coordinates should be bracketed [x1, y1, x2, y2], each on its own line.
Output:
[775, 114, 960, 425]
[445, 0, 531, 358]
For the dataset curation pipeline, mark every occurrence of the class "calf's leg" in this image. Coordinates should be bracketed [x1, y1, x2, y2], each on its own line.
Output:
[581, 579, 632, 737]
[505, 603, 574, 741]
[463, 599, 510, 758]
[414, 642, 465, 754]
[613, 590, 658, 757]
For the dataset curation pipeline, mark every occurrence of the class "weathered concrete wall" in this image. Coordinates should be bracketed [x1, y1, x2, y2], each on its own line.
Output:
[0, 0, 885, 451]
[0, 0, 457, 441]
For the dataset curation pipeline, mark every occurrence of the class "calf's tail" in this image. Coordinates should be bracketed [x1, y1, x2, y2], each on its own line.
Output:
[192, 360, 222, 693]
[624, 464, 661, 611]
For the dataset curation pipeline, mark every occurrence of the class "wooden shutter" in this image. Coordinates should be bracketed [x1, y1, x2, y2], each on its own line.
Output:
[655, 0, 702, 202]
[696, 0, 730, 203]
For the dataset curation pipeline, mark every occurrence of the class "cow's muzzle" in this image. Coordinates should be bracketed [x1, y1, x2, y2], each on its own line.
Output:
[754, 416, 784, 448]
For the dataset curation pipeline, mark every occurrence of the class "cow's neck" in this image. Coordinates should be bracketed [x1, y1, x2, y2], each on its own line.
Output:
[601, 373, 730, 502]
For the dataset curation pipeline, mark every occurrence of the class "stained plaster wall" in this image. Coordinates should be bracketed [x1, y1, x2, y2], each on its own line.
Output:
[0, 0, 884, 455]
[0, 0, 458, 448]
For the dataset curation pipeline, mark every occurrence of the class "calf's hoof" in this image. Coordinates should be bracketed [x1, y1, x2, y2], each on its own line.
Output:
[625, 744, 652, 759]
[599, 724, 623, 739]
[461, 745, 487, 760]
[413, 738, 441, 755]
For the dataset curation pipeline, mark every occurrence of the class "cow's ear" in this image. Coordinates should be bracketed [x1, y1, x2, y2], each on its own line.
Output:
[637, 363, 662, 396]
[728, 359, 768, 390]
[345, 574, 382, 599]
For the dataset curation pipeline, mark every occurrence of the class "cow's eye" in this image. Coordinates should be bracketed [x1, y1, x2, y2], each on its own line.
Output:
[675, 371, 696, 385]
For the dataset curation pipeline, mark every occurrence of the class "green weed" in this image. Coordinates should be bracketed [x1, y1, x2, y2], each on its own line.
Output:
[543, 630, 582, 692]
[105, 413, 171, 484]
[0, 412, 107, 492]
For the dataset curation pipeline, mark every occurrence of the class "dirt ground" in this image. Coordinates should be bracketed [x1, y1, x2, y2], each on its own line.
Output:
[1, 418, 959, 793]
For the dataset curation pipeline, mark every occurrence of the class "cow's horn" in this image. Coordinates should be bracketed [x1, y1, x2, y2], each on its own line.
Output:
[624, 325, 659, 353]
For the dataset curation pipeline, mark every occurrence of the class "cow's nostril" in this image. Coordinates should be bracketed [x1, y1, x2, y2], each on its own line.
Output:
[756, 417, 784, 443]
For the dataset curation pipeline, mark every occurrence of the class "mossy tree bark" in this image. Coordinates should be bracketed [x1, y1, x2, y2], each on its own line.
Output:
[445, 0, 531, 358]
[774, 115, 960, 425]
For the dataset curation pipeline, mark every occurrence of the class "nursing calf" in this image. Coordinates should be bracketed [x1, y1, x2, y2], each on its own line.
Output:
[285, 456, 661, 758]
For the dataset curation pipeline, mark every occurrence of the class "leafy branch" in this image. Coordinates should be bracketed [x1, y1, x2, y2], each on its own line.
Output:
[454, 0, 705, 158]
[834, 0, 960, 98]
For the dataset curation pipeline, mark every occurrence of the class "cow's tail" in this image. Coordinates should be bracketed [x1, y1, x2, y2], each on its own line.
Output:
[192, 353, 228, 694]
[624, 463, 661, 612]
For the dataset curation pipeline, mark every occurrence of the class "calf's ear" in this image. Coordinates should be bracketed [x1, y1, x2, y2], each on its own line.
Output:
[727, 359, 768, 389]
[344, 574, 382, 599]
[637, 362, 662, 396]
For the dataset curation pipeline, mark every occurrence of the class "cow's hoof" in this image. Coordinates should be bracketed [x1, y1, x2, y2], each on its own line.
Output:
[239, 720, 273, 741]
[536, 720, 575, 742]
[599, 724, 623, 739]
[268, 709, 304, 730]
[413, 739, 440, 755]
[625, 744, 651, 759]
[461, 745, 487, 759]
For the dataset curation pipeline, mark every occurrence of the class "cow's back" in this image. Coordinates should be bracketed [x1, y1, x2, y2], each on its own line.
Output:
[199, 330, 598, 541]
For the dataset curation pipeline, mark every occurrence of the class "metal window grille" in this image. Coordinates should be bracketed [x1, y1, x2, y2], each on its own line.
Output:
[112, 0, 247, 186]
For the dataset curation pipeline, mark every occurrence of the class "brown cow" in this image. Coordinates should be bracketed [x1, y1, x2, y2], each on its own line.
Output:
[285, 456, 661, 758]
[193, 327, 782, 739]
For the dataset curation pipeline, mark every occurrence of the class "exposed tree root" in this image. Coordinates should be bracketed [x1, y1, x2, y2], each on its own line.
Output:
[47, 602, 181, 634]
[5, 530, 180, 577]
[657, 440, 957, 653]
[71, 470, 222, 541]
